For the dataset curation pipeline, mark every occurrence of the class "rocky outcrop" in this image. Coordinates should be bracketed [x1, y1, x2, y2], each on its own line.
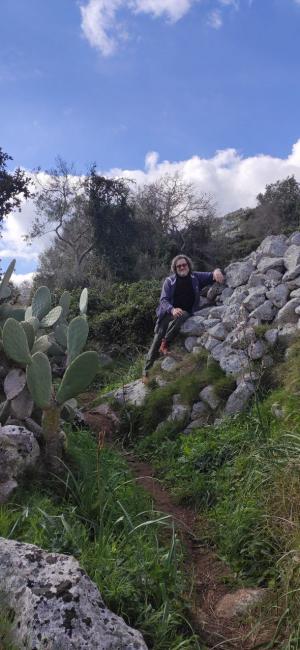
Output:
[0, 425, 40, 503]
[0, 537, 148, 650]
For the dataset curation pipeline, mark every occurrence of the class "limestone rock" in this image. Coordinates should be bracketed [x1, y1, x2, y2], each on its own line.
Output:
[249, 300, 277, 322]
[248, 340, 265, 360]
[225, 382, 255, 415]
[180, 316, 205, 336]
[218, 348, 249, 378]
[207, 323, 227, 340]
[227, 287, 249, 306]
[0, 426, 40, 504]
[265, 269, 283, 286]
[190, 401, 209, 421]
[264, 328, 278, 346]
[184, 418, 208, 433]
[225, 260, 255, 288]
[113, 379, 148, 406]
[282, 266, 300, 282]
[0, 537, 147, 650]
[161, 356, 178, 373]
[266, 283, 289, 309]
[277, 324, 298, 346]
[275, 298, 300, 324]
[284, 244, 300, 273]
[215, 588, 266, 618]
[256, 234, 287, 259]
[199, 385, 220, 410]
[257, 257, 284, 274]
[208, 306, 226, 318]
[242, 287, 266, 312]
[203, 318, 221, 329]
[287, 232, 300, 246]
[247, 272, 266, 288]
[219, 287, 234, 303]
[203, 336, 220, 352]
[168, 395, 190, 422]
[184, 336, 198, 352]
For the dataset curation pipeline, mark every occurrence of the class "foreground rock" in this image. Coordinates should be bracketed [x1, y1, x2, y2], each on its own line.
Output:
[108, 379, 149, 407]
[0, 425, 40, 503]
[0, 537, 148, 650]
[215, 588, 267, 618]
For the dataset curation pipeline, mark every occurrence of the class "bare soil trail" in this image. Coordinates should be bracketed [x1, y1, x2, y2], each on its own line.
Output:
[83, 405, 275, 649]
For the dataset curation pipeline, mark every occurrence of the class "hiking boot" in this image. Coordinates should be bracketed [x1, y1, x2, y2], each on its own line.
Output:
[159, 338, 169, 355]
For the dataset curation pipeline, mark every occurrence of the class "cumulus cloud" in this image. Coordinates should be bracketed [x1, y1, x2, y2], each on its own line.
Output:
[109, 139, 300, 216]
[79, 0, 246, 56]
[11, 272, 35, 286]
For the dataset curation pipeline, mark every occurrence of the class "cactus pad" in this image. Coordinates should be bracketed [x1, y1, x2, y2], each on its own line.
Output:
[67, 316, 89, 364]
[2, 318, 32, 365]
[56, 350, 98, 405]
[79, 288, 88, 315]
[0, 259, 16, 299]
[21, 321, 35, 350]
[26, 351, 52, 408]
[40, 306, 62, 328]
[59, 291, 71, 320]
[32, 286, 52, 320]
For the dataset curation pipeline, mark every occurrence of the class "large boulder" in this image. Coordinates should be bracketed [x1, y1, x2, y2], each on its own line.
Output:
[0, 425, 40, 504]
[266, 283, 290, 309]
[225, 260, 255, 288]
[256, 234, 287, 259]
[275, 298, 300, 325]
[225, 382, 255, 415]
[0, 538, 147, 650]
[199, 385, 221, 410]
[242, 287, 266, 312]
[249, 300, 277, 322]
[180, 315, 205, 336]
[257, 257, 284, 274]
[168, 394, 190, 422]
[284, 244, 300, 273]
[113, 379, 148, 407]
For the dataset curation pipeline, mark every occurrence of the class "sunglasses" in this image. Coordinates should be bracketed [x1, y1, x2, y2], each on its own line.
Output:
[176, 263, 188, 269]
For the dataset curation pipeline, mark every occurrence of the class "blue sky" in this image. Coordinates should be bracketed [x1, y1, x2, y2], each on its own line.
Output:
[1, 0, 300, 280]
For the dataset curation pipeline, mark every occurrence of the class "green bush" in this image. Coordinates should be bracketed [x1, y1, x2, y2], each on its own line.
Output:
[65, 280, 161, 348]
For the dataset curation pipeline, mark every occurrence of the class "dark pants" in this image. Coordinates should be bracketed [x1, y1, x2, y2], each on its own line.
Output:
[143, 311, 190, 374]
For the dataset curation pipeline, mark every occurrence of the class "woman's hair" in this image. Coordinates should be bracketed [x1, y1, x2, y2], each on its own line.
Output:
[170, 254, 193, 274]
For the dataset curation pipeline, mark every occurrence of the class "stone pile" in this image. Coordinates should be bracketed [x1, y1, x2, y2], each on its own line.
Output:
[176, 233, 300, 421]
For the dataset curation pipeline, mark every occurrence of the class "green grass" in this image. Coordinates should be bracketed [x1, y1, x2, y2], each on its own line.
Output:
[0, 428, 201, 650]
[128, 335, 300, 645]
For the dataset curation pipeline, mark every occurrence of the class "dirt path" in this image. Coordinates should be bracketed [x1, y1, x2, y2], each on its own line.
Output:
[83, 406, 274, 649]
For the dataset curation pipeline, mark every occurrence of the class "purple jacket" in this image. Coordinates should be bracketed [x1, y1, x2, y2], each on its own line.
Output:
[156, 271, 214, 321]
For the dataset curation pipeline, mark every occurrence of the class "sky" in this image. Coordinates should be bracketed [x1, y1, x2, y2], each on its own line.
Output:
[1, 0, 300, 282]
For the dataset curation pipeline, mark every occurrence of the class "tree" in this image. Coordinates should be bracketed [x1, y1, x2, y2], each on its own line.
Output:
[26, 158, 94, 283]
[132, 172, 216, 273]
[0, 147, 32, 223]
[256, 176, 300, 231]
[88, 167, 137, 281]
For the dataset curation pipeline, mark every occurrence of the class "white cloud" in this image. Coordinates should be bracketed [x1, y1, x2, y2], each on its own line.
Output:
[4, 140, 300, 273]
[108, 139, 300, 217]
[11, 272, 35, 286]
[207, 9, 223, 28]
[80, 0, 199, 55]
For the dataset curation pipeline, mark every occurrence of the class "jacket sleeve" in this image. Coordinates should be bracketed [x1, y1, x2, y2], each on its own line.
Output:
[156, 278, 174, 319]
[195, 271, 214, 288]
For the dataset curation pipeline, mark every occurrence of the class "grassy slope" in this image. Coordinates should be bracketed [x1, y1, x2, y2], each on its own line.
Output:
[0, 428, 201, 650]
[129, 338, 300, 648]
